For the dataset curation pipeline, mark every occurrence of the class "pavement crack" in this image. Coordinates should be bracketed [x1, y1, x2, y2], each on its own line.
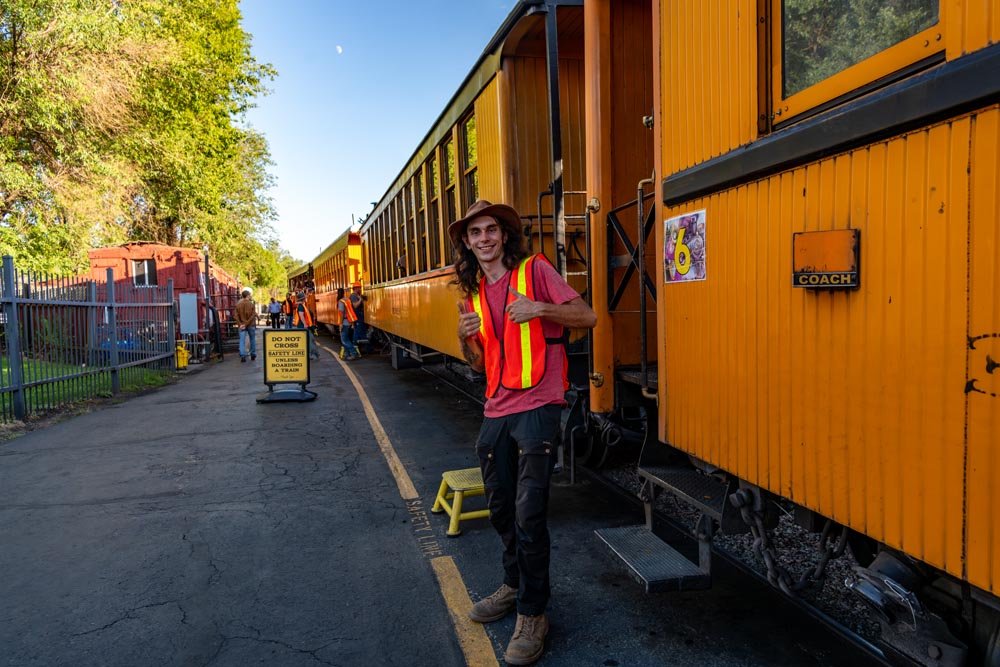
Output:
[72, 599, 183, 637]
[221, 635, 348, 666]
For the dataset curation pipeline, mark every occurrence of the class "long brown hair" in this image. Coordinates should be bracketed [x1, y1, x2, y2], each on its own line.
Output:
[451, 221, 528, 298]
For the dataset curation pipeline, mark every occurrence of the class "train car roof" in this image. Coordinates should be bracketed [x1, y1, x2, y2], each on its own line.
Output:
[289, 228, 360, 278]
[358, 0, 583, 238]
[312, 229, 360, 268]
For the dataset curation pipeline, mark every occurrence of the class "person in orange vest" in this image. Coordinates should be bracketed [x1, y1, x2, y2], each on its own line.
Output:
[305, 287, 318, 333]
[349, 281, 368, 352]
[336, 287, 360, 360]
[281, 292, 295, 329]
[453, 200, 596, 665]
[293, 290, 320, 360]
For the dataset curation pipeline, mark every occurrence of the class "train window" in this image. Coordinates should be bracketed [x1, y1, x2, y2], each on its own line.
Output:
[375, 214, 384, 285]
[461, 113, 478, 210]
[416, 169, 427, 273]
[393, 195, 405, 279]
[378, 213, 392, 282]
[773, 0, 941, 121]
[443, 137, 458, 255]
[384, 212, 391, 282]
[404, 181, 416, 275]
[132, 259, 157, 287]
[428, 154, 442, 269]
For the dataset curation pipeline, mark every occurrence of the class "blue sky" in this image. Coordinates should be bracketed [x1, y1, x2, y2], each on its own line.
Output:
[239, 1, 514, 264]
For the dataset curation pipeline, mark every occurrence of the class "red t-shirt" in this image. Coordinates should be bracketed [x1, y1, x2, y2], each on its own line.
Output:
[481, 259, 582, 418]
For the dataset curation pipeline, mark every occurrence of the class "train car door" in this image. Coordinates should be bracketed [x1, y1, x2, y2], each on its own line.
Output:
[583, 0, 656, 465]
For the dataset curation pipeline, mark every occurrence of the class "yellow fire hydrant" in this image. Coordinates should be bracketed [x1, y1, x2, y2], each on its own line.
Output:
[175, 342, 190, 370]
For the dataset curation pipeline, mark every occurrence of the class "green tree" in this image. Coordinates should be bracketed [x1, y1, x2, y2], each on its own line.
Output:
[0, 0, 291, 289]
[0, 0, 153, 271]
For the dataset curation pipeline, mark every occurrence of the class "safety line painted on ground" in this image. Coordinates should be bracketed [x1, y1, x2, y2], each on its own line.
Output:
[320, 343, 418, 500]
[431, 556, 500, 667]
[321, 343, 499, 666]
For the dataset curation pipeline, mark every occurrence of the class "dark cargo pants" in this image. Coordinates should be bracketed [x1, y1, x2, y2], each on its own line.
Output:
[475, 404, 561, 616]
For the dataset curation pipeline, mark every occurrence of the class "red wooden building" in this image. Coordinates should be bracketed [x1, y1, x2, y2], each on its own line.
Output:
[87, 243, 241, 351]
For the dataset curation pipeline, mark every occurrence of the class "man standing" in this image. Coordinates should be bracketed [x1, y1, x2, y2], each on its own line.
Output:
[348, 282, 368, 353]
[282, 292, 296, 329]
[267, 297, 281, 328]
[305, 287, 318, 332]
[452, 200, 596, 665]
[293, 291, 320, 360]
[337, 287, 360, 360]
[234, 289, 257, 363]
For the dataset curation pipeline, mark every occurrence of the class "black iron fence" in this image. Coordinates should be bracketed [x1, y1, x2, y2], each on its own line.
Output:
[0, 255, 175, 422]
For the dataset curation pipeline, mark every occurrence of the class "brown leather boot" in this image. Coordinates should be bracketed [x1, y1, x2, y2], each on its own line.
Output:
[467, 583, 517, 623]
[503, 613, 549, 665]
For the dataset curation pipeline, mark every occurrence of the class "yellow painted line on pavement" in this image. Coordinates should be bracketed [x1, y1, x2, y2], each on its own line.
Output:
[321, 343, 418, 500]
[431, 556, 500, 667]
[321, 342, 498, 666]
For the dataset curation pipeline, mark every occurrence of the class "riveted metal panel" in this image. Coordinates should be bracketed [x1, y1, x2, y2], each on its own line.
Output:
[659, 111, 997, 589]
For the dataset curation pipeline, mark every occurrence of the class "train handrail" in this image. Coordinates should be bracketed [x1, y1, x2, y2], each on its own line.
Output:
[635, 174, 656, 400]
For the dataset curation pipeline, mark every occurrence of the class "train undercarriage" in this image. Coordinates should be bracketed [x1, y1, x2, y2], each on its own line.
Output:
[572, 370, 1000, 667]
[368, 325, 1000, 667]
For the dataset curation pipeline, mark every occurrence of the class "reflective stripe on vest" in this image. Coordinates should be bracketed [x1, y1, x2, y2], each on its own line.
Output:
[339, 298, 358, 323]
[468, 254, 551, 398]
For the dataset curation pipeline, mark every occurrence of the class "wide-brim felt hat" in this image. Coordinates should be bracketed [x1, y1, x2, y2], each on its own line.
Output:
[448, 199, 522, 248]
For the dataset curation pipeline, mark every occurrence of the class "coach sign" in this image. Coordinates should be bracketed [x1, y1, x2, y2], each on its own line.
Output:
[792, 229, 860, 290]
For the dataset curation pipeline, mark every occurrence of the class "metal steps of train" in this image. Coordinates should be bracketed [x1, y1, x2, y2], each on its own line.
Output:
[595, 465, 733, 593]
[595, 525, 711, 593]
[637, 465, 729, 521]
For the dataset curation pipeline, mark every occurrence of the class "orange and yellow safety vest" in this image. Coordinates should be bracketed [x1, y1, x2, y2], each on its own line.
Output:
[294, 304, 313, 328]
[339, 297, 358, 323]
[467, 254, 562, 398]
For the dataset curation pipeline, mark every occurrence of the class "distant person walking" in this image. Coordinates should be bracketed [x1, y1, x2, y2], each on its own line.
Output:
[282, 292, 296, 329]
[234, 289, 257, 363]
[337, 287, 360, 360]
[349, 282, 368, 352]
[305, 288, 318, 332]
[267, 297, 281, 328]
[294, 291, 320, 360]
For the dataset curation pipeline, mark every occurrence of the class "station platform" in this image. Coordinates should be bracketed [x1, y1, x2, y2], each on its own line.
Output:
[0, 330, 880, 666]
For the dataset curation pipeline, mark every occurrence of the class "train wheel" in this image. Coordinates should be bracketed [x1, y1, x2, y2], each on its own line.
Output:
[846, 530, 879, 567]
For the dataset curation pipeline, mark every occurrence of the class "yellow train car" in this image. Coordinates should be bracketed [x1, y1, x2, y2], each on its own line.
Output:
[311, 230, 363, 328]
[287, 230, 362, 329]
[358, 1, 589, 369]
[589, 0, 1000, 664]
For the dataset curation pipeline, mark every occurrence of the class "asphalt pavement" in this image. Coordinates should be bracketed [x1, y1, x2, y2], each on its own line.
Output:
[0, 330, 882, 667]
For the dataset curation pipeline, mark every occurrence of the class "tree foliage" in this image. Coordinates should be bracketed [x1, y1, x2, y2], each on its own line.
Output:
[783, 0, 938, 97]
[0, 0, 289, 288]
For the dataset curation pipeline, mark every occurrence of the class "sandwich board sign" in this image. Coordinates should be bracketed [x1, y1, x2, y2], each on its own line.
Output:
[257, 329, 317, 403]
